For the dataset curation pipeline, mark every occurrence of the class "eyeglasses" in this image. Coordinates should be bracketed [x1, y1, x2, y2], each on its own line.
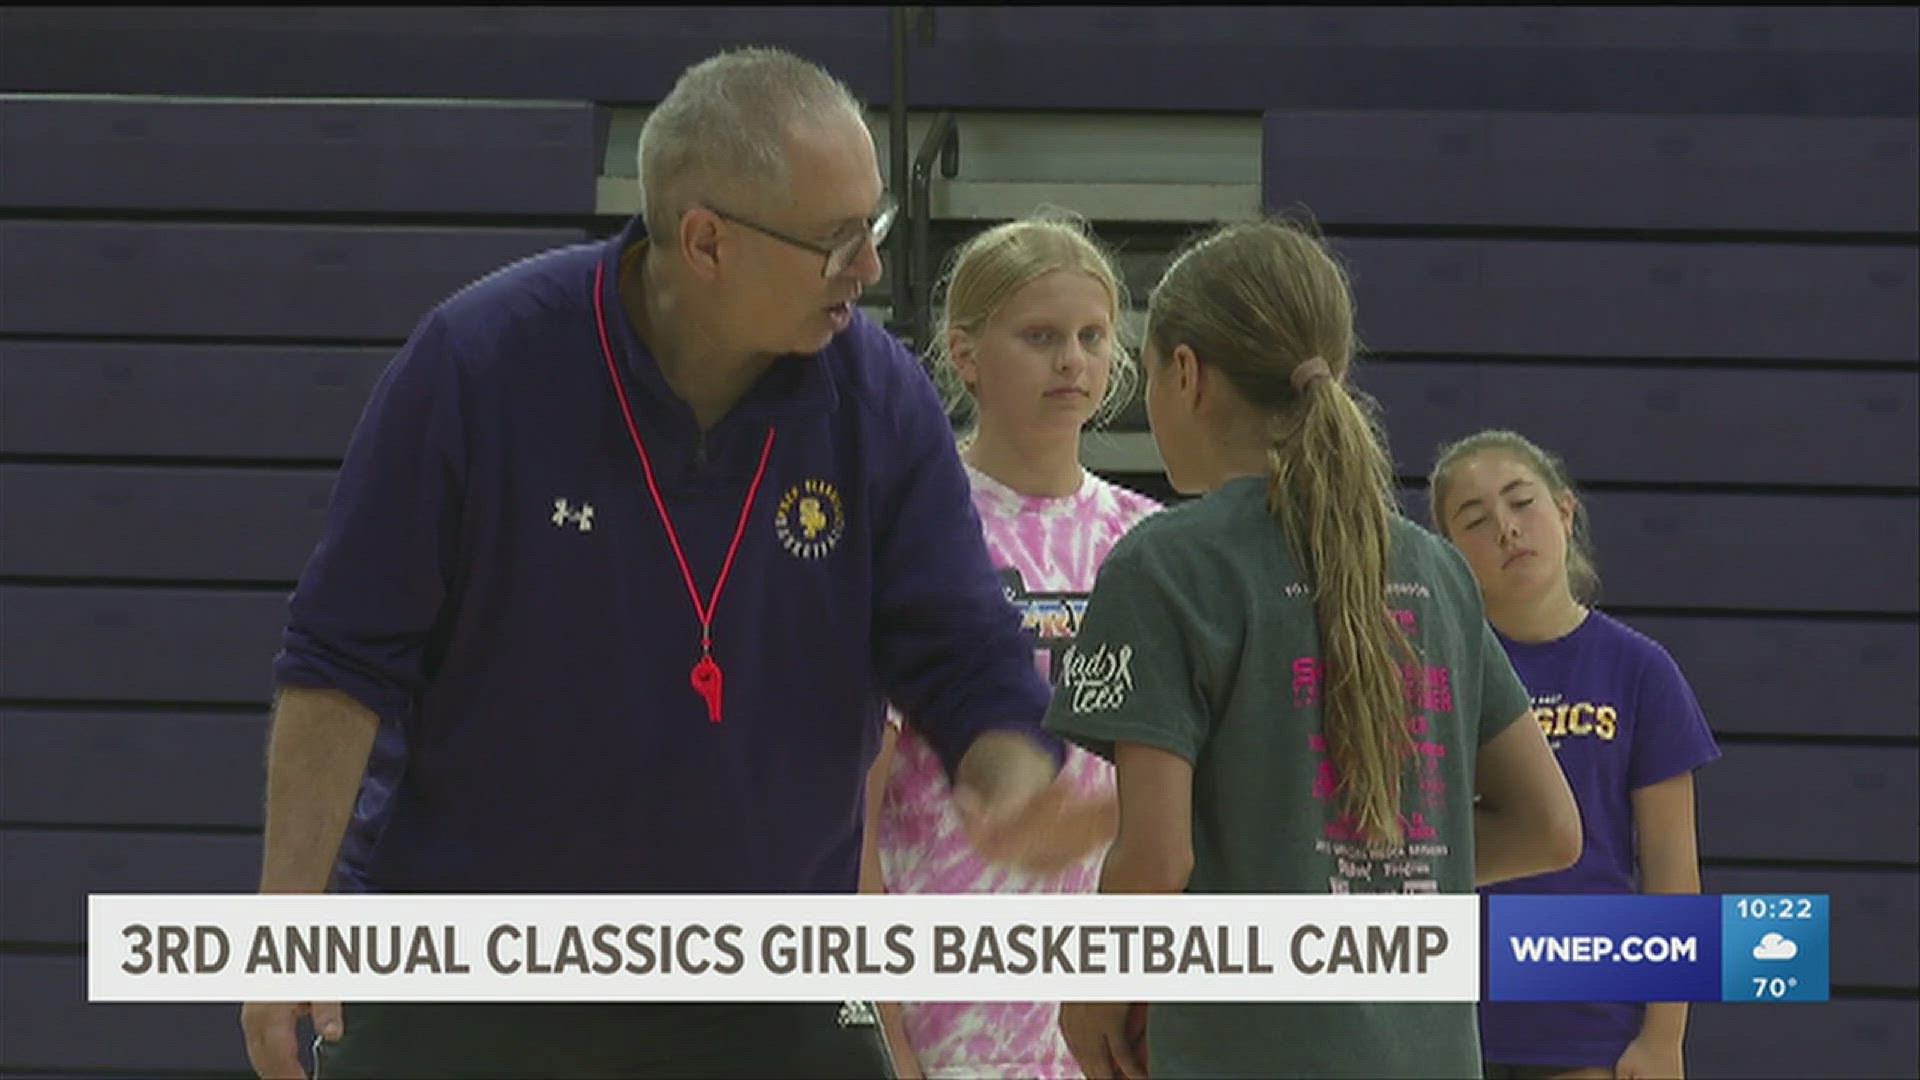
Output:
[703, 192, 897, 279]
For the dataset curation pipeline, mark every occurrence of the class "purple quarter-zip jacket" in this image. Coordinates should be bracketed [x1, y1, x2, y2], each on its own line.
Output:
[277, 216, 1058, 894]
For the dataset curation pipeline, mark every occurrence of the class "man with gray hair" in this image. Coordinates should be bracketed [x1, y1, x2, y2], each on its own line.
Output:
[242, 46, 1075, 1078]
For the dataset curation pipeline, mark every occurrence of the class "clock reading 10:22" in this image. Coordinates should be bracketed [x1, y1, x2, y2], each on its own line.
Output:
[1732, 897, 1817, 920]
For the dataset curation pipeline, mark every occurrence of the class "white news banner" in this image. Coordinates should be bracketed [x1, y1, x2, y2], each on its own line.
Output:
[90, 893, 1480, 1003]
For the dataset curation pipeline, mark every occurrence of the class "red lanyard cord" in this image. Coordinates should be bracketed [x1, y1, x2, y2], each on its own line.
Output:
[592, 259, 776, 666]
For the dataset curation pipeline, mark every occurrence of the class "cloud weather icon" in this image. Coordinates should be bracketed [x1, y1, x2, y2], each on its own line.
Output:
[1752, 933, 1799, 961]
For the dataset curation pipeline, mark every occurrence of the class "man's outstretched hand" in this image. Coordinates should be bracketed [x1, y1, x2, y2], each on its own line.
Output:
[953, 730, 1113, 874]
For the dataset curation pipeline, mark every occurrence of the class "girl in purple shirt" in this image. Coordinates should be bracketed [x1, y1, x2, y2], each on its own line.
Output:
[1430, 429, 1721, 1080]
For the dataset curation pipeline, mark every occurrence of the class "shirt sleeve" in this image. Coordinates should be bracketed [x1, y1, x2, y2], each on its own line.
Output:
[868, 335, 1061, 781]
[1627, 640, 1723, 789]
[271, 309, 468, 727]
[1477, 618, 1535, 746]
[1044, 536, 1212, 765]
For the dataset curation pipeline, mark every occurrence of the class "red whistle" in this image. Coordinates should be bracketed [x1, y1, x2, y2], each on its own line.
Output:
[691, 655, 723, 724]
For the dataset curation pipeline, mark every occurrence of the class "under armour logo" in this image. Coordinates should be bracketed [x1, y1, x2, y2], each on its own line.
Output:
[551, 498, 594, 532]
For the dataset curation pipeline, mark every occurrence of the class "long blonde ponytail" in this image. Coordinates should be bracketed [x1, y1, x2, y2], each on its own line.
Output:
[1148, 220, 1416, 847]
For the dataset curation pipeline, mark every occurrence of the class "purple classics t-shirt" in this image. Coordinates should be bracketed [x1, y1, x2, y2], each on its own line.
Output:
[1480, 608, 1722, 1068]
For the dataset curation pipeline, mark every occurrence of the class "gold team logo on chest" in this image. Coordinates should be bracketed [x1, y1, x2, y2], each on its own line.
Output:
[774, 478, 845, 559]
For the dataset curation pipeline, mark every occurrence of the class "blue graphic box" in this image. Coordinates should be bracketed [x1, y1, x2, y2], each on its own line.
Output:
[1486, 895, 1722, 1002]
[1720, 895, 1830, 1002]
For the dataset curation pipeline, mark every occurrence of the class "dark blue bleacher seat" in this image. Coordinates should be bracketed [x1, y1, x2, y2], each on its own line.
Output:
[1, 96, 602, 215]
[4, 7, 1915, 115]
[1331, 238, 1916, 363]
[1367, 361, 1919, 488]
[1263, 112, 1918, 233]
[0, 221, 587, 340]
[0, 342, 393, 460]
[1, 955, 252, 1074]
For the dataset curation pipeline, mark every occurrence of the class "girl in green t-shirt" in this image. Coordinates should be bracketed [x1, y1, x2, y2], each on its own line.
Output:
[1049, 219, 1585, 1079]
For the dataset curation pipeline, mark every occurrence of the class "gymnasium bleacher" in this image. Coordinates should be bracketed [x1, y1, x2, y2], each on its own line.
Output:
[1, 6, 1914, 1076]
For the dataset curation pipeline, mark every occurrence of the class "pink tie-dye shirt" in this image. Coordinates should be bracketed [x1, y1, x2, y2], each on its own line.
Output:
[877, 463, 1161, 1079]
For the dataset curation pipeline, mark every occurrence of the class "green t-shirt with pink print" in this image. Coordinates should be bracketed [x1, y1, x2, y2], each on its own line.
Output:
[1046, 475, 1532, 1079]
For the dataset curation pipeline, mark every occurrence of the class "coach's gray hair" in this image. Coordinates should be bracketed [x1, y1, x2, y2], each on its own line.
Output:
[637, 47, 867, 239]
